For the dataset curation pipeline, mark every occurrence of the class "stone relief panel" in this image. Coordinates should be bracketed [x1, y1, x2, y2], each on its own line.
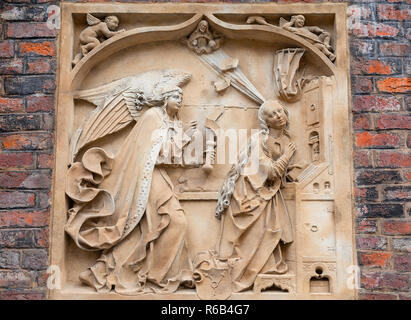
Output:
[51, 3, 354, 300]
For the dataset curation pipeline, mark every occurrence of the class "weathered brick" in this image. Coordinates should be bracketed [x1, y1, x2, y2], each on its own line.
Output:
[356, 203, 404, 218]
[377, 77, 411, 93]
[355, 132, 400, 148]
[354, 187, 379, 200]
[361, 271, 409, 291]
[0, 59, 24, 74]
[0, 250, 20, 269]
[0, 114, 42, 132]
[375, 151, 411, 168]
[0, 132, 53, 151]
[25, 58, 55, 74]
[26, 95, 54, 112]
[0, 171, 51, 189]
[376, 114, 411, 129]
[382, 219, 411, 235]
[377, 4, 411, 21]
[0, 41, 14, 58]
[1, 5, 47, 22]
[0, 152, 34, 169]
[353, 114, 372, 130]
[379, 42, 410, 56]
[0, 228, 48, 248]
[358, 291, 398, 300]
[7, 22, 57, 38]
[351, 77, 373, 94]
[394, 254, 411, 271]
[353, 150, 373, 168]
[399, 292, 411, 300]
[350, 21, 399, 38]
[0, 271, 33, 289]
[18, 41, 55, 57]
[392, 237, 411, 253]
[0, 209, 49, 228]
[383, 186, 411, 201]
[353, 96, 402, 113]
[4, 76, 55, 95]
[356, 219, 378, 234]
[350, 40, 375, 57]
[36, 190, 51, 209]
[356, 170, 403, 185]
[0, 191, 35, 209]
[351, 58, 400, 75]
[37, 153, 54, 169]
[0, 290, 44, 300]
[21, 249, 48, 270]
[0, 97, 24, 113]
[358, 251, 392, 268]
[357, 235, 388, 251]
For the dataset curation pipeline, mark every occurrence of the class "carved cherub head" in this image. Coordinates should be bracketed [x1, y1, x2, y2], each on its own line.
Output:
[259, 100, 289, 131]
[198, 20, 209, 33]
[105, 16, 120, 31]
[291, 15, 305, 28]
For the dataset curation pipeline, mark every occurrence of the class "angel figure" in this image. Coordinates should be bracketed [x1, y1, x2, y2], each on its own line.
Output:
[280, 15, 335, 62]
[215, 99, 296, 292]
[72, 14, 125, 67]
[65, 69, 199, 294]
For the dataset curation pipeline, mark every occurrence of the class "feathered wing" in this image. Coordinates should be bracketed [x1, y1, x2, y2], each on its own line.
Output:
[70, 69, 192, 162]
[87, 13, 101, 26]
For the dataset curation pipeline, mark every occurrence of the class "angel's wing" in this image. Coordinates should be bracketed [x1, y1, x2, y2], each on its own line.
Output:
[87, 13, 101, 26]
[279, 17, 289, 28]
[70, 88, 140, 162]
[70, 69, 192, 162]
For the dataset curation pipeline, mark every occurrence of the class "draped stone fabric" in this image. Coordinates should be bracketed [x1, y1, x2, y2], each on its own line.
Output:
[65, 107, 193, 293]
[217, 132, 294, 293]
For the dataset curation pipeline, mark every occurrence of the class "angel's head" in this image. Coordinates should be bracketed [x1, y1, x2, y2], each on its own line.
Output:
[105, 16, 119, 31]
[162, 87, 183, 117]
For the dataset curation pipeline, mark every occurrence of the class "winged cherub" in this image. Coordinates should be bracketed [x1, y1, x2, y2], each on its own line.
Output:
[72, 14, 125, 67]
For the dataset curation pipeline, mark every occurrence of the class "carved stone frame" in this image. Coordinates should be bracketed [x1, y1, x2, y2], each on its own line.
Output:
[50, 2, 355, 300]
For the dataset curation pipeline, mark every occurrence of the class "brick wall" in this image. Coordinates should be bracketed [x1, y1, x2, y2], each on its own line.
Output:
[0, 0, 409, 300]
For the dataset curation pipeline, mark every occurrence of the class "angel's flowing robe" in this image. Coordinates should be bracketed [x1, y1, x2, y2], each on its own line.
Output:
[65, 107, 193, 294]
[217, 132, 294, 292]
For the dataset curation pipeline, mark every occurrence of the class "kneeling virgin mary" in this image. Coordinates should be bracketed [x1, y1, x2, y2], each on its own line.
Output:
[65, 69, 196, 294]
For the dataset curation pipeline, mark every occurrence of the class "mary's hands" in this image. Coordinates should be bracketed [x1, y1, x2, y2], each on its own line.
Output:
[284, 142, 296, 159]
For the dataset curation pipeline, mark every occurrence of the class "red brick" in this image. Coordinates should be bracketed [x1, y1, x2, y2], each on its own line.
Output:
[18, 41, 55, 57]
[0, 59, 24, 74]
[0, 271, 33, 289]
[25, 58, 55, 74]
[0, 209, 49, 228]
[0, 290, 44, 300]
[7, 23, 57, 39]
[0, 152, 34, 169]
[352, 59, 399, 75]
[354, 187, 379, 200]
[353, 150, 373, 168]
[384, 186, 411, 201]
[353, 114, 372, 130]
[37, 153, 54, 169]
[1, 5, 47, 22]
[399, 293, 411, 300]
[355, 131, 399, 148]
[375, 151, 411, 168]
[376, 114, 411, 129]
[350, 22, 399, 38]
[0, 191, 35, 209]
[361, 271, 409, 291]
[0, 228, 48, 248]
[356, 203, 403, 218]
[357, 236, 388, 251]
[0, 132, 53, 151]
[0, 171, 51, 189]
[351, 77, 373, 94]
[382, 219, 411, 235]
[377, 77, 411, 93]
[21, 249, 48, 270]
[377, 4, 411, 21]
[0, 114, 42, 132]
[353, 96, 402, 112]
[359, 251, 392, 268]
[358, 291, 398, 300]
[380, 42, 410, 56]
[0, 41, 14, 58]
[26, 95, 54, 113]
[356, 219, 378, 234]
[0, 97, 24, 113]
[394, 254, 411, 271]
